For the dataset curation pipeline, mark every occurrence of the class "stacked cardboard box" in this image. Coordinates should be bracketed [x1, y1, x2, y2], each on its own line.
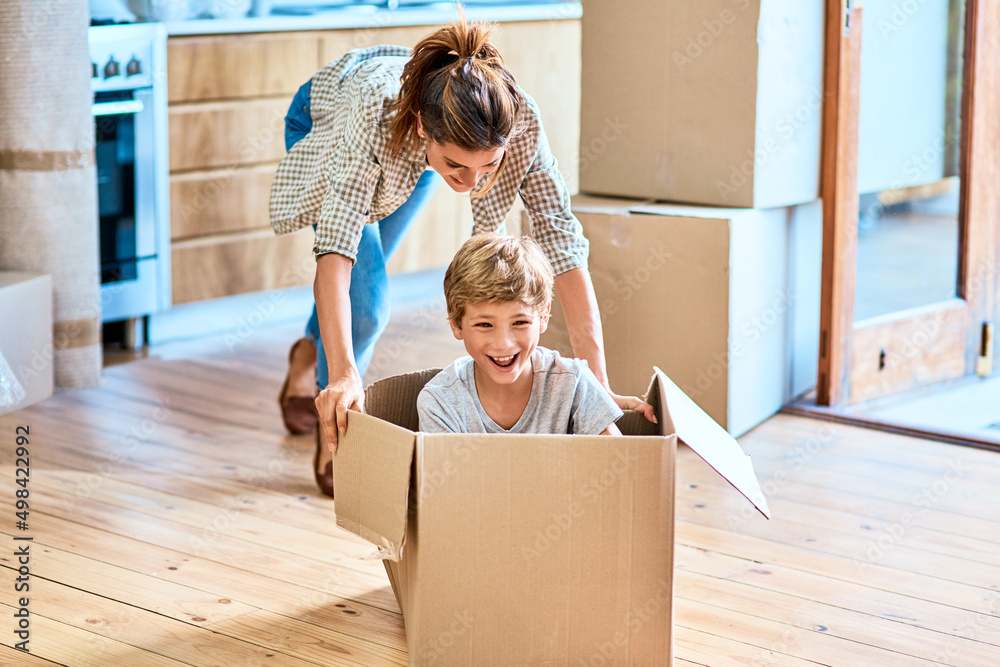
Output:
[0, 272, 53, 414]
[579, 0, 825, 208]
[540, 195, 822, 437]
[562, 0, 826, 435]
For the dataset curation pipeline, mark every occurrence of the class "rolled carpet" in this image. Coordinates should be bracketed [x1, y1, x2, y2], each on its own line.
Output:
[0, 0, 102, 389]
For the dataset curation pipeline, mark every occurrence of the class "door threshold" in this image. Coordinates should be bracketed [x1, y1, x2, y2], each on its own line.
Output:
[783, 394, 1000, 452]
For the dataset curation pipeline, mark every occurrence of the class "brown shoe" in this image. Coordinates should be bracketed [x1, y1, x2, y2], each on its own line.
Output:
[279, 338, 319, 435]
[314, 426, 334, 498]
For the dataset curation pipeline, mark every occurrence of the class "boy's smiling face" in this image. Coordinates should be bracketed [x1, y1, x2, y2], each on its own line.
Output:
[451, 300, 550, 390]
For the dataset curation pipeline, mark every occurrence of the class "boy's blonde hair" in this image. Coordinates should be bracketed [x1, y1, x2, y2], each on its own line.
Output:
[444, 233, 554, 327]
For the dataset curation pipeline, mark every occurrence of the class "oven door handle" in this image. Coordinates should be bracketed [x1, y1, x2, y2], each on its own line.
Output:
[93, 100, 144, 117]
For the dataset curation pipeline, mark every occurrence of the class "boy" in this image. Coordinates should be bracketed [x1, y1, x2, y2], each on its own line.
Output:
[417, 233, 623, 435]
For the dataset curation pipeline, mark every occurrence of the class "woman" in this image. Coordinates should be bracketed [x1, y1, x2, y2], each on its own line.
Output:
[271, 14, 653, 497]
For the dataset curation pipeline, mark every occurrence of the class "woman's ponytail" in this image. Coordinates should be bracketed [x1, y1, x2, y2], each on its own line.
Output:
[386, 10, 523, 195]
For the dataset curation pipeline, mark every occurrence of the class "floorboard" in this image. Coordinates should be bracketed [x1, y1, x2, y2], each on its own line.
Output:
[0, 307, 997, 665]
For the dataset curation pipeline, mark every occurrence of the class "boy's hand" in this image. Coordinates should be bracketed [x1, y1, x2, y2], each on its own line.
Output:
[610, 392, 657, 424]
[316, 371, 365, 453]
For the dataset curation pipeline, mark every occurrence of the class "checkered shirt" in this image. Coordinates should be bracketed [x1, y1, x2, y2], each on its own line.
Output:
[269, 45, 588, 275]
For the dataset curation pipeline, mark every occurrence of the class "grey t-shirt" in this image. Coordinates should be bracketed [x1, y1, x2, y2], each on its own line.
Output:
[416, 346, 623, 435]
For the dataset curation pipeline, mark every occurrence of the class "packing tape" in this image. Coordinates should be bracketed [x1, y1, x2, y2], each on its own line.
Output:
[54, 317, 101, 350]
[609, 214, 630, 248]
[54, 346, 102, 390]
[0, 149, 94, 171]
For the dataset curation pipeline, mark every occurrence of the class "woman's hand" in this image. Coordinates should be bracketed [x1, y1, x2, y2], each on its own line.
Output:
[316, 369, 364, 453]
[313, 252, 364, 453]
[611, 392, 658, 424]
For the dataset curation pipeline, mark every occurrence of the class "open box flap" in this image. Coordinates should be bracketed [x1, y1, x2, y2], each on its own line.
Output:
[654, 367, 771, 518]
[333, 411, 415, 560]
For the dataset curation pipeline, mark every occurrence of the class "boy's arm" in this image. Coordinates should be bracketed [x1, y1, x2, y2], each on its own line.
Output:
[570, 364, 625, 436]
[416, 387, 462, 434]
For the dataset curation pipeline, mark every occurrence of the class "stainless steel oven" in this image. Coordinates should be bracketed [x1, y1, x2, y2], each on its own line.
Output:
[88, 23, 170, 344]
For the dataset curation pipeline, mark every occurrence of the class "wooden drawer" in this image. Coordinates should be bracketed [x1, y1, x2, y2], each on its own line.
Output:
[171, 229, 316, 305]
[169, 98, 289, 172]
[167, 32, 323, 103]
[170, 164, 276, 240]
[319, 25, 436, 64]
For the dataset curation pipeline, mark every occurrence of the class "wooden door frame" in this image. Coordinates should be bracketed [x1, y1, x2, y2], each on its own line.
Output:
[816, 0, 999, 409]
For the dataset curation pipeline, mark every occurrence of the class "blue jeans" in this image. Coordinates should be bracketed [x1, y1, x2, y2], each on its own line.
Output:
[284, 80, 441, 389]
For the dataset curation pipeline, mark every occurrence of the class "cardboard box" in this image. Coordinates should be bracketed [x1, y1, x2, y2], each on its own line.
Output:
[0, 272, 53, 414]
[539, 195, 822, 437]
[580, 0, 824, 208]
[334, 367, 769, 665]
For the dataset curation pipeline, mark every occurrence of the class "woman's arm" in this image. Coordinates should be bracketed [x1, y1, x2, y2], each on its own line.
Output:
[314, 252, 364, 452]
[552, 267, 608, 386]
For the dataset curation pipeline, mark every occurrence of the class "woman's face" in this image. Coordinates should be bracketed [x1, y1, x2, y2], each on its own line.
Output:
[418, 118, 504, 193]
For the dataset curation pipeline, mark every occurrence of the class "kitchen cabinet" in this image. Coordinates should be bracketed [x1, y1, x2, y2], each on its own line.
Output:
[166, 19, 580, 305]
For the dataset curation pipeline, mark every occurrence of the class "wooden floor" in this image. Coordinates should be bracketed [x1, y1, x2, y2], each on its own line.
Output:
[2, 296, 999, 666]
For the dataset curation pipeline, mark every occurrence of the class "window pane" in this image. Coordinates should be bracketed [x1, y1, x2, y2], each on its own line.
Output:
[853, 0, 965, 322]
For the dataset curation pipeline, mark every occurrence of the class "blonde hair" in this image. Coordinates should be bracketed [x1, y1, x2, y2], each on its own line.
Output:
[385, 10, 523, 197]
[444, 233, 554, 327]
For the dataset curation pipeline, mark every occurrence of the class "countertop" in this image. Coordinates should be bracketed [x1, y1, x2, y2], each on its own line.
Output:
[162, 2, 580, 36]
